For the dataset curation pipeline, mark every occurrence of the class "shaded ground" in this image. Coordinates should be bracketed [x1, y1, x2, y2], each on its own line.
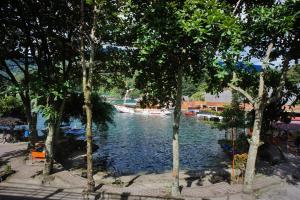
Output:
[0, 143, 28, 170]
[0, 142, 300, 200]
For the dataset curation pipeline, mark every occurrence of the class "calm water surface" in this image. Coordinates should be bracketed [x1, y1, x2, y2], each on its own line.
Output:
[94, 113, 225, 175]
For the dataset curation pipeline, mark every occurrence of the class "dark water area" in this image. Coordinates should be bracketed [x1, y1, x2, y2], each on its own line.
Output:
[94, 113, 226, 175]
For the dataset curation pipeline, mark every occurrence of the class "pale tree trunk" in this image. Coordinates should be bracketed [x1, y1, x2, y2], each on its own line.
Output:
[243, 42, 273, 193]
[243, 102, 264, 193]
[171, 65, 183, 197]
[80, 0, 96, 192]
[43, 122, 55, 176]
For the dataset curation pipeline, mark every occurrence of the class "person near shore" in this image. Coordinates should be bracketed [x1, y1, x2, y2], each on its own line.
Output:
[23, 128, 30, 141]
[3, 130, 13, 143]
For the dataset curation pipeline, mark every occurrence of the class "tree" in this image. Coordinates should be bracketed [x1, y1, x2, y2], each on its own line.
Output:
[218, 91, 246, 131]
[80, 0, 96, 192]
[0, 1, 39, 143]
[180, 0, 299, 193]
[1, 0, 85, 176]
[206, 1, 300, 193]
[123, 0, 240, 196]
[80, 0, 128, 192]
[231, 1, 300, 193]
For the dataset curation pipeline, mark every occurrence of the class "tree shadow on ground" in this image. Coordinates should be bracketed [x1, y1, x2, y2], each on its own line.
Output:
[0, 149, 27, 168]
[256, 154, 300, 185]
[0, 183, 184, 200]
[0, 185, 84, 200]
[184, 168, 231, 188]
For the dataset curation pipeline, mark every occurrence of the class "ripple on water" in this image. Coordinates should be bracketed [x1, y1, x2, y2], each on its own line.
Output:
[95, 113, 225, 175]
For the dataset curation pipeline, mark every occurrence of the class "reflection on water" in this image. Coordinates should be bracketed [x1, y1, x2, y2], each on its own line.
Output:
[95, 113, 225, 175]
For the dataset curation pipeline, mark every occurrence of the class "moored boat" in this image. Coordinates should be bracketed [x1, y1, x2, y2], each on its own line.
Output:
[114, 105, 135, 113]
[114, 105, 172, 116]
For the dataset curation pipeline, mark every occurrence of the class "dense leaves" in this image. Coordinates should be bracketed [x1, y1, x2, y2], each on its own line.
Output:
[0, 96, 25, 119]
[63, 92, 114, 130]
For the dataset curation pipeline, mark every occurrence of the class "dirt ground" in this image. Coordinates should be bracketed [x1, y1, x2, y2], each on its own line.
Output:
[0, 142, 300, 200]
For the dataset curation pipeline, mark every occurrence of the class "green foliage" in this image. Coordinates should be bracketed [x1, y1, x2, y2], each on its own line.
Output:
[122, 0, 239, 107]
[190, 83, 207, 100]
[288, 64, 300, 85]
[0, 95, 24, 118]
[179, 0, 242, 53]
[63, 93, 114, 130]
[182, 78, 198, 97]
[128, 89, 141, 99]
[219, 104, 246, 129]
[217, 92, 247, 131]
[243, 1, 300, 60]
[190, 91, 205, 101]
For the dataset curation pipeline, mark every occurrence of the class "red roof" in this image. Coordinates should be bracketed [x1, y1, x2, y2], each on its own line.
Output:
[207, 102, 228, 107]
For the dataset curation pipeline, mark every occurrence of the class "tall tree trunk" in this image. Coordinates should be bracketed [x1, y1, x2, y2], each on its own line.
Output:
[243, 42, 273, 193]
[28, 112, 38, 143]
[85, 94, 94, 192]
[23, 96, 38, 144]
[80, 0, 96, 192]
[171, 65, 183, 197]
[43, 122, 55, 176]
[243, 102, 264, 193]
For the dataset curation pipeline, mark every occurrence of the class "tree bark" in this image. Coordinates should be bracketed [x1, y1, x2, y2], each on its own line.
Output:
[243, 102, 264, 193]
[85, 96, 94, 192]
[54, 98, 66, 143]
[243, 42, 272, 193]
[81, 0, 96, 192]
[22, 94, 38, 144]
[171, 65, 183, 197]
[43, 122, 55, 176]
[28, 112, 38, 143]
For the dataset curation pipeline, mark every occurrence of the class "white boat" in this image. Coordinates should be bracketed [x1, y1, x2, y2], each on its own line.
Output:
[114, 105, 172, 116]
[114, 89, 172, 116]
[196, 112, 223, 121]
[135, 108, 172, 115]
[114, 105, 135, 113]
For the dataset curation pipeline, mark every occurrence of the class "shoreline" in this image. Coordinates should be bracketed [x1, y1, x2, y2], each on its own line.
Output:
[1, 142, 300, 199]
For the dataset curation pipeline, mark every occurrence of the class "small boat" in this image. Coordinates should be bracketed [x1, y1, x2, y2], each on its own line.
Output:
[114, 105, 172, 116]
[114, 105, 135, 113]
[196, 112, 223, 121]
[184, 111, 197, 116]
[114, 89, 172, 116]
[135, 108, 172, 115]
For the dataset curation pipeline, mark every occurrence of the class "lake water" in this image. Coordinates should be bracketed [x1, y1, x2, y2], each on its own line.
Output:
[93, 113, 226, 175]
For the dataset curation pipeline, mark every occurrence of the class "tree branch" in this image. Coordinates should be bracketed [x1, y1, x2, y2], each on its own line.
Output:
[267, 56, 291, 104]
[233, 0, 243, 15]
[228, 83, 254, 104]
[1, 60, 20, 86]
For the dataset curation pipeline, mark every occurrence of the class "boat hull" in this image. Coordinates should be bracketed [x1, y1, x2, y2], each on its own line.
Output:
[114, 105, 171, 116]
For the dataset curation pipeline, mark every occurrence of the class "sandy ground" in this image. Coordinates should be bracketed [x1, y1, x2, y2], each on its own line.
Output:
[0, 142, 300, 200]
